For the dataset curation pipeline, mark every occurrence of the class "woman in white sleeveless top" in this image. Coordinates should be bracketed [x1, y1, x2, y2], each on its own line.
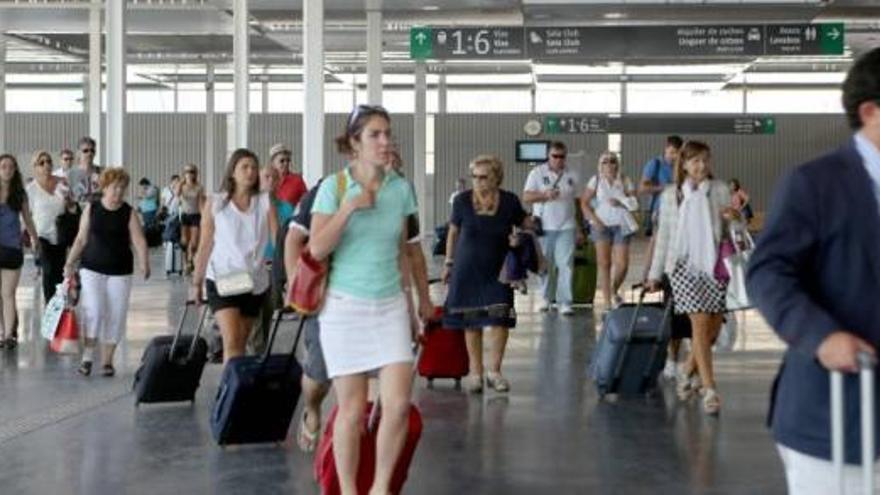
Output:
[191, 149, 277, 363]
[580, 151, 638, 309]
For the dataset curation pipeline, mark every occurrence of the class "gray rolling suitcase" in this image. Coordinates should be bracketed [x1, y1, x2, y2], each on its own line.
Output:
[589, 289, 672, 399]
[831, 351, 877, 494]
[164, 241, 182, 277]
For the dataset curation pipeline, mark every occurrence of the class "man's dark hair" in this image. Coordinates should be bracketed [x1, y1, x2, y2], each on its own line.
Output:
[843, 47, 880, 130]
[170, 174, 180, 182]
[60, 148, 74, 158]
[77, 136, 96, 150]
[139, 177, 150, 186]
[666, 135, 684, 149]
[549, 141, 567, 152]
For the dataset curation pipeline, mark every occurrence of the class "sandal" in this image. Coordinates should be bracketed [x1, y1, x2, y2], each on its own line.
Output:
[464, 374, 484, 394]
[676, 371, 696, 401]
[101, 365, 116, 377]
[702, 388, 721, 416]
[5, 336, 17, 350]
[297, 411, 320, 453]
[78, 361, 92, 376]
[486, 372, 510, 393]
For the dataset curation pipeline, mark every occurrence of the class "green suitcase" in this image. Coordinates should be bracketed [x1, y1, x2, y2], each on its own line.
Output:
[545, 240, 597, 306]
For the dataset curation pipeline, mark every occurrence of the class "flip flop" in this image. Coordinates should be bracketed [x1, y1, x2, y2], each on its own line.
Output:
[297, 411, 320, 453]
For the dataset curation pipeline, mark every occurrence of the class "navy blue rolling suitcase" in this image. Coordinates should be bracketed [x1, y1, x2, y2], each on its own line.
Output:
[133, 301, 209, 405]
[590, 290, 672, 399]
[210, 309, 306, 446]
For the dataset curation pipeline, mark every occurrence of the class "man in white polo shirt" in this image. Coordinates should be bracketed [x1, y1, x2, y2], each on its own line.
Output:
[523, 141, 581, 315]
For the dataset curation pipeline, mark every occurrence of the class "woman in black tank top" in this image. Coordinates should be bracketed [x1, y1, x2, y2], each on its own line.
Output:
[64, 168, 150, 377]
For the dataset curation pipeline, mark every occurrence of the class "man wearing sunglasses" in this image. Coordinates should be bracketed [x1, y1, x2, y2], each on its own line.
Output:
[53, 148, 75, 180]
[68, 136, 102, 203]
[523, 141, 581, 315]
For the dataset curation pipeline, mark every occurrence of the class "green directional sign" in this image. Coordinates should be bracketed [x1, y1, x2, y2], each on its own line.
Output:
[410, 27, 433, 60]
[820, 23, 845, 55]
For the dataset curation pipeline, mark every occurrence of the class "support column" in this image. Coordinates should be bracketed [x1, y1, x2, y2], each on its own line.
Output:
[0, 37, 5, 153]
[414, 61, 427, 238]
[438, 73, 447, 114]
[89, 0, 102, 162]
[233, 0, 249, 148]
[105, 0, 126, 167]
[262, 78, 269, 114]
[742, 74, 748, 114]
[205, 63, 216, 191]
[620, 78, 628, 114]
[366, 0, 382, 105]
[303, 0, 324, 185]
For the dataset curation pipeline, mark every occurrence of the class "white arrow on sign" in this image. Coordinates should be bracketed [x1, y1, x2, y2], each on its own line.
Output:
[415, 32, 428, 45]
[828, 27, 841, 41]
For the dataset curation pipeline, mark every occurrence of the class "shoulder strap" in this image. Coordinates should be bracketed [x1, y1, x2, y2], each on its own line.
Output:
[335, 169, 347, 209]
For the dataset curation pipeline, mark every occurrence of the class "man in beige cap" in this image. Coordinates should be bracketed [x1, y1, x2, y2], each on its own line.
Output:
[269, 143, 307, 212]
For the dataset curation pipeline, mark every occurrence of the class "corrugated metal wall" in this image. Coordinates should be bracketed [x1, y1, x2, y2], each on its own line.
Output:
[621, 114, 852, 211]
[433, 114, 606, 225]
[248, 114, 415, 179]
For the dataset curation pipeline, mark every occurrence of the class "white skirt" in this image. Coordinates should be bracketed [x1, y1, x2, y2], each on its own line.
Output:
[318, 290, 413, 379]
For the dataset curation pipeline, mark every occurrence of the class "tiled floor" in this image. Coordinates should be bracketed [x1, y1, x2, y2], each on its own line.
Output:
[0, 242, 788, 494]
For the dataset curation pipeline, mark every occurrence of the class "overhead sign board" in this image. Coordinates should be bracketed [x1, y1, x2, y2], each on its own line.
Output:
[412, 24, 844, 60]
[544, 116, 776, 135]
[410, 27, 525, 60]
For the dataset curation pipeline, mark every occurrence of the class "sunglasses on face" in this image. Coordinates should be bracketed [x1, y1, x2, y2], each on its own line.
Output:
[471, 174, 490, 181]
[347, 104, 389, 133]
[62, 156, 73, 161]
[80, 148, 95, 154]
[37, 159, 52, 166]
[551, 154, 566, 159]
[600, 159, 618, 164]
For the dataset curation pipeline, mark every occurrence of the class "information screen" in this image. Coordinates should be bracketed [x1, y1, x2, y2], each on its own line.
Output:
[516, 140, 550, 163]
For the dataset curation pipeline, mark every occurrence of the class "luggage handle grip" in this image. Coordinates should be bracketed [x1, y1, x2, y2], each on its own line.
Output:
[257, 308, 307, 378]
[831, 351, 876, 495]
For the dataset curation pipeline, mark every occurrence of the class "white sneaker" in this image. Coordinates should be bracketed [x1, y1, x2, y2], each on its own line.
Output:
[537, 300, 552, 312]
[560, 304, 575, 316]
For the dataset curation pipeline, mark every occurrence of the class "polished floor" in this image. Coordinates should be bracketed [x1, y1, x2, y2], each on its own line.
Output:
[0, 243, 788, 494]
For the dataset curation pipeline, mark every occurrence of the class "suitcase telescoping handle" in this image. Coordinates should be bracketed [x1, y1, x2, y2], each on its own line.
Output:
[169, 300, 209, 362]
[831, 351, 877, 495]
[258, 307, 307, 377]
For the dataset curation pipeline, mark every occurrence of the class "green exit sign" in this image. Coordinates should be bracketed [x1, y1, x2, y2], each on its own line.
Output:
[410, 27, 433, 60]
[819, 23, 844, 55]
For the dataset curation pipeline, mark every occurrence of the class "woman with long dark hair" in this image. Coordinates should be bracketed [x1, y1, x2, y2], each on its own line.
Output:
[191, 149, 277, 363]
[0, 154, 38, 349]
[646, 141, 737, 415]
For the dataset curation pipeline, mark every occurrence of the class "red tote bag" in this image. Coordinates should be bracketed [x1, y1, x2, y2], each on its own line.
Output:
[50, 309, 80, 354]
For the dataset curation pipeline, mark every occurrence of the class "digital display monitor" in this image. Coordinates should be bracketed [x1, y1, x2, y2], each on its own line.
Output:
[516, 140, 550, 163]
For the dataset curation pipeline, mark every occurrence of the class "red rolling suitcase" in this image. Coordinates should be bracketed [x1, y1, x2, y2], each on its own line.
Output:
[417, 307, 469, 389]
[315, 401, 423, 495]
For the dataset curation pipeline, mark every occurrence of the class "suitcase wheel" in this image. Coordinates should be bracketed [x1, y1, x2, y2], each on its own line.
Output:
[454, 378, 461, 390]
[426, 378, 434, 389]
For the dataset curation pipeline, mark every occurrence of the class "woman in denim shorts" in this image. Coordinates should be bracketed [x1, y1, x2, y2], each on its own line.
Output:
[580, 151, 638, 309]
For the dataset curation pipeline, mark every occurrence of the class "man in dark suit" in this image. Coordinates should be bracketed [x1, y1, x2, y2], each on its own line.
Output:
[748, 46, 880, 493]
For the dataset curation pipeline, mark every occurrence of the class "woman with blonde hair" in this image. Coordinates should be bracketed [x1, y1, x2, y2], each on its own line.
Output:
[27, 150, 70, 303]
[580, 151, 638, 309]
[65, 168, 150, 376]
[442, 154, 529, 393]
[646, 140, 738, 415]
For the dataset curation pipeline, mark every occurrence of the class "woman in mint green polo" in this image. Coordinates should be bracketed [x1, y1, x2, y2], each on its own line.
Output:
[309, 105, 418, 495]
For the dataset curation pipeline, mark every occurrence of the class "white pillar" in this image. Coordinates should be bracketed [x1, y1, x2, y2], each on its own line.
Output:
[205, 63, 215, 192]
[233, 0, 249, 148]
[262, 78, 269, 114]
[303, 0, 324, 186]
[89, 0, 102, 162]
[414, 61, 427, 238]
[530, 85, 536, 114]
[0, 37, 5, 154]
[438, 73, 447, 114]
[105, 0, 125, 167]
[742, 74, 748, 114]
[366, 0, 382, 105]
[620, 79, 628, 114]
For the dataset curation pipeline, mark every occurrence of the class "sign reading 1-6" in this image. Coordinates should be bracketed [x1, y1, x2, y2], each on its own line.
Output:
[410, 27, 526, 60]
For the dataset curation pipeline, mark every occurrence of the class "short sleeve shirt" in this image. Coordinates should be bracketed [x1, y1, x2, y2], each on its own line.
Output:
[312, 168, 418, 300]
[523, 163, 580, 231]
[641, 157, 674, 212]
[276, 173, 308, 207]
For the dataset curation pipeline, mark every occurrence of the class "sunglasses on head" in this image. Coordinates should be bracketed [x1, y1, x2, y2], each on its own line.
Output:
[347, 104, 389, 133]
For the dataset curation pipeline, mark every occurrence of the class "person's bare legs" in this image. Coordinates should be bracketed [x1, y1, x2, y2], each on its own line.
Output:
[370, 362, 413, 495]
[0, 269, 20, 342]
[594, 240, 612, 308]
[214, 308, 253, 363]
[486, 326, 510, 392]
[332, 374, 369, 495]
[610, 243, 630, 299]
[298, 375, 331, 451]
[464, 328, 483, 392]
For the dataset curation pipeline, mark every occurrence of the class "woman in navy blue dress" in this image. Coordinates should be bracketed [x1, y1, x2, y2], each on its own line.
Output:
[442, 155, 527, 394]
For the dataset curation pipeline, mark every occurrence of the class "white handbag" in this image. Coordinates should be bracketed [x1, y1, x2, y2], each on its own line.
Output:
[213, 196, 260, 297]
[41, 279, 69, 340]
[723, 225, 754, 311]
[620, 211, 640, 237]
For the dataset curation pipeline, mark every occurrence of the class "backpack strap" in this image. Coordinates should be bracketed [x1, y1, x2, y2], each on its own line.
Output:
[335, 169, 347, 209]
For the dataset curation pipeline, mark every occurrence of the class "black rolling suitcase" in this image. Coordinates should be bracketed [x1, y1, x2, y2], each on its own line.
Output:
[210, 309, 306, 446]
[589, 288, 672, 399]
[133, 301, 209, 405]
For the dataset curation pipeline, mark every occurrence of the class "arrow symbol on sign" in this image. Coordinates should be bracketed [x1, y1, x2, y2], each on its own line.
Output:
[415, 32, 428, 45]
[828, 27, 841, 40]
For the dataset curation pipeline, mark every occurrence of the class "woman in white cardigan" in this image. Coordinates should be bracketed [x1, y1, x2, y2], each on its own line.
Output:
[646, 140, 737, 416]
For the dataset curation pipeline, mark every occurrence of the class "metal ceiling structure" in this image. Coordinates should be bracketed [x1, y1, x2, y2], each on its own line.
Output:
[0, 0, 877, 86]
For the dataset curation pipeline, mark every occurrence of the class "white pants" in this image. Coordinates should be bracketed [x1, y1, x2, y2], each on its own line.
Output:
[777, 444, 880, 494]
[78, 268, 132, 344]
